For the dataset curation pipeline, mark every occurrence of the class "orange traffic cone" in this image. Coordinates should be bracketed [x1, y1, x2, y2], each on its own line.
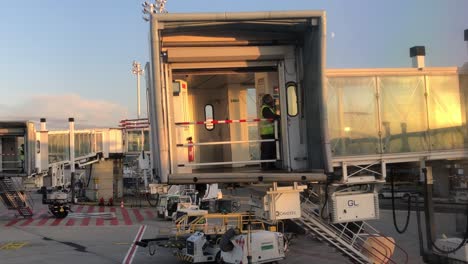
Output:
[120, 200, 124, 208]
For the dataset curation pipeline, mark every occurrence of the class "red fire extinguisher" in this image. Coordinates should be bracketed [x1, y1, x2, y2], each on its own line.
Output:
[187, 137, 195, 162]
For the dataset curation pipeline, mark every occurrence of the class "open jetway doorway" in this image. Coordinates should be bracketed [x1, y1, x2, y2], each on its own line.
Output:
[172, 69, 285, 174]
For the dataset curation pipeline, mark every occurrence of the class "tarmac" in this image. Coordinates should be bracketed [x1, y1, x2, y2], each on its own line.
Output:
[0, 193, 465, 264]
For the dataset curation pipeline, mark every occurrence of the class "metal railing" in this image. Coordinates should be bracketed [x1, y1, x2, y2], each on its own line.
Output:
[300, 195, 408, 264]
[175, 119, 280, 167]
[174, 212, 266, 237]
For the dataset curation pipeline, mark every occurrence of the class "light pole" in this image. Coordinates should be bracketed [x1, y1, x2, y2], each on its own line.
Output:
[132, 61, 144, 119]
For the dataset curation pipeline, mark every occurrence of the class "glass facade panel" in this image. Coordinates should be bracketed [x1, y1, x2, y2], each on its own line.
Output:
[48, 134, 69, 163]
[327, 77, 380, 156]
[95, 132, 103, 152]
[127, 130, 143, 152]
[75, 133, 92, 157]
[379, 76, 428, 153]
[143, 130, 150, 151]
[427, 75, 465, 150]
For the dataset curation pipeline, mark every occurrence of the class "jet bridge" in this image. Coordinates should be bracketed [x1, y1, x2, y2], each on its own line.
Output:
[326, 67, 468, 184]
[0, 121, 36, 177]
[1, 118, 123, 185]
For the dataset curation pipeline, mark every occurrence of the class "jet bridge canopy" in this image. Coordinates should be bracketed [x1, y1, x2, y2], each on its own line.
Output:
[0, 121, 36, 177]
[148, 11, 330, 184]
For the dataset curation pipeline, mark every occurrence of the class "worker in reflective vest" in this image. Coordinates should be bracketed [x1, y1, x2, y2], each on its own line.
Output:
[260, 94, 280, 169]
[19, 144, 25, 172]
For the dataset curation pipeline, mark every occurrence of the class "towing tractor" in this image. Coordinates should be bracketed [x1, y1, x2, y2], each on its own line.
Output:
[139, 210, 286, 264]
[176, 230, 285, 264]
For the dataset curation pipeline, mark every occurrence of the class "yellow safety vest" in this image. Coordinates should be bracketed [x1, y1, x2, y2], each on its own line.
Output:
[18, 147, 24, 161]
[260, 105, 275, 136]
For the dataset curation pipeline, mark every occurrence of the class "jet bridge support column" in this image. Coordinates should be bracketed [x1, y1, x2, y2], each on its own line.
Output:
[37, 118, 49, 174]
[420, 160, 435, 255]
[69, 118, 76, 203]
[149, 15, 169, 183]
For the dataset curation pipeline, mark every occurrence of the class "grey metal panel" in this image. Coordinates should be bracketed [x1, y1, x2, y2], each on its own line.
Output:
[0, 121, 29, 129]
[0, 128, 24, 136]
[154, 10, 325, 22]
[302, 16, 332, 173]
[26, 122, 36, 175]
[168, 172, 326, 184]
[149, 17, 169, 183]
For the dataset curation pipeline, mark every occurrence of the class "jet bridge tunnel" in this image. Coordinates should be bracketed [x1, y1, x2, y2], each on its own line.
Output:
[0, 121, 36, 177]
[147, 11, 330, 184]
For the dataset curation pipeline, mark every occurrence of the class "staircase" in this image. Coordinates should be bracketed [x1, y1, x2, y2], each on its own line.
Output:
[0, 177, 34, 218]
[293, 193, 408, 264]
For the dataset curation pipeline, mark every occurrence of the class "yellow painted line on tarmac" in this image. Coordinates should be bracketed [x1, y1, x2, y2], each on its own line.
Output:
[0, 242, 28, 250]
[113, 242, 131, 245]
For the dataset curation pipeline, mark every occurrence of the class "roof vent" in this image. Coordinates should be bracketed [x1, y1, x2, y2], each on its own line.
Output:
[410, 46, 425, 69]
[465, 29, 468, 56]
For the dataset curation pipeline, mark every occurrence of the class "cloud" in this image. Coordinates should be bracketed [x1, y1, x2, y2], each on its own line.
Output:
[0, 94, 128, 129]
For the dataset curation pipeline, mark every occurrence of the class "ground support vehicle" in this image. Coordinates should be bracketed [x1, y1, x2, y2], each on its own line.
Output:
[138, 210, 285, 263]
[40, 187, 71, 218]
[174, 230, 285, 264]
[156, 194, 197, 220]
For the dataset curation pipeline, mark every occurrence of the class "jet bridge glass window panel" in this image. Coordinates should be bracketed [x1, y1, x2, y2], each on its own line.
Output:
[204, 104, 215, 131]
[127, 130, 144, 152]
[426, 75, 466, 150]
[379, 76, 429, 153]
[144, 130, 150, 151]
[287, 82, 298, 116]
[48, 134, 69, 163]
[75, 133, 92, 158]
[327, 77, 380, 156]
[95, 132, 103, 152]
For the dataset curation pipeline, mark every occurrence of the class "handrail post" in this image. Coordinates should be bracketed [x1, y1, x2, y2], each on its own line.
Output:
[274, 120, 280, 160]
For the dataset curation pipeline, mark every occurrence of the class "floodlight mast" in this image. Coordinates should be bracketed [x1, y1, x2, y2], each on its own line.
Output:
[132, 61, 144, 119]
[155, 0, 168, 13]
[142, 0, 167, 21]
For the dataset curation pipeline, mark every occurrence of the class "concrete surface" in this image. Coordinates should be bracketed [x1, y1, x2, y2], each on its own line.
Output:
[1, 193, 466, 264]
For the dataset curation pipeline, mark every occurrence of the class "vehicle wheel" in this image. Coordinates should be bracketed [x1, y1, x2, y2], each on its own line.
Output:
[157, 211, 163, 218]
[215, 252, 224, 264]
[378, 194, 384, 199]
[59, 210, 69, 218]
[51, 208, 68, 218]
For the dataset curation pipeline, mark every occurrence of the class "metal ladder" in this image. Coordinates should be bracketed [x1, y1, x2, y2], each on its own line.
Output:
[0, 177, 34, 218]
[293, 194, 408, 264]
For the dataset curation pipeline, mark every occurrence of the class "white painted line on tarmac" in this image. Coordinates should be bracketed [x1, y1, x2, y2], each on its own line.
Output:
[122, 225, 147, 264]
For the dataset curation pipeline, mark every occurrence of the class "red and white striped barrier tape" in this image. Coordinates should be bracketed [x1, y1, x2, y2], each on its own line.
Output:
[175, 118, 274, 126]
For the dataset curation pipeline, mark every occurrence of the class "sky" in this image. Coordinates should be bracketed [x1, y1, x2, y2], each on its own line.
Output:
[0, 0, 467, 128]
